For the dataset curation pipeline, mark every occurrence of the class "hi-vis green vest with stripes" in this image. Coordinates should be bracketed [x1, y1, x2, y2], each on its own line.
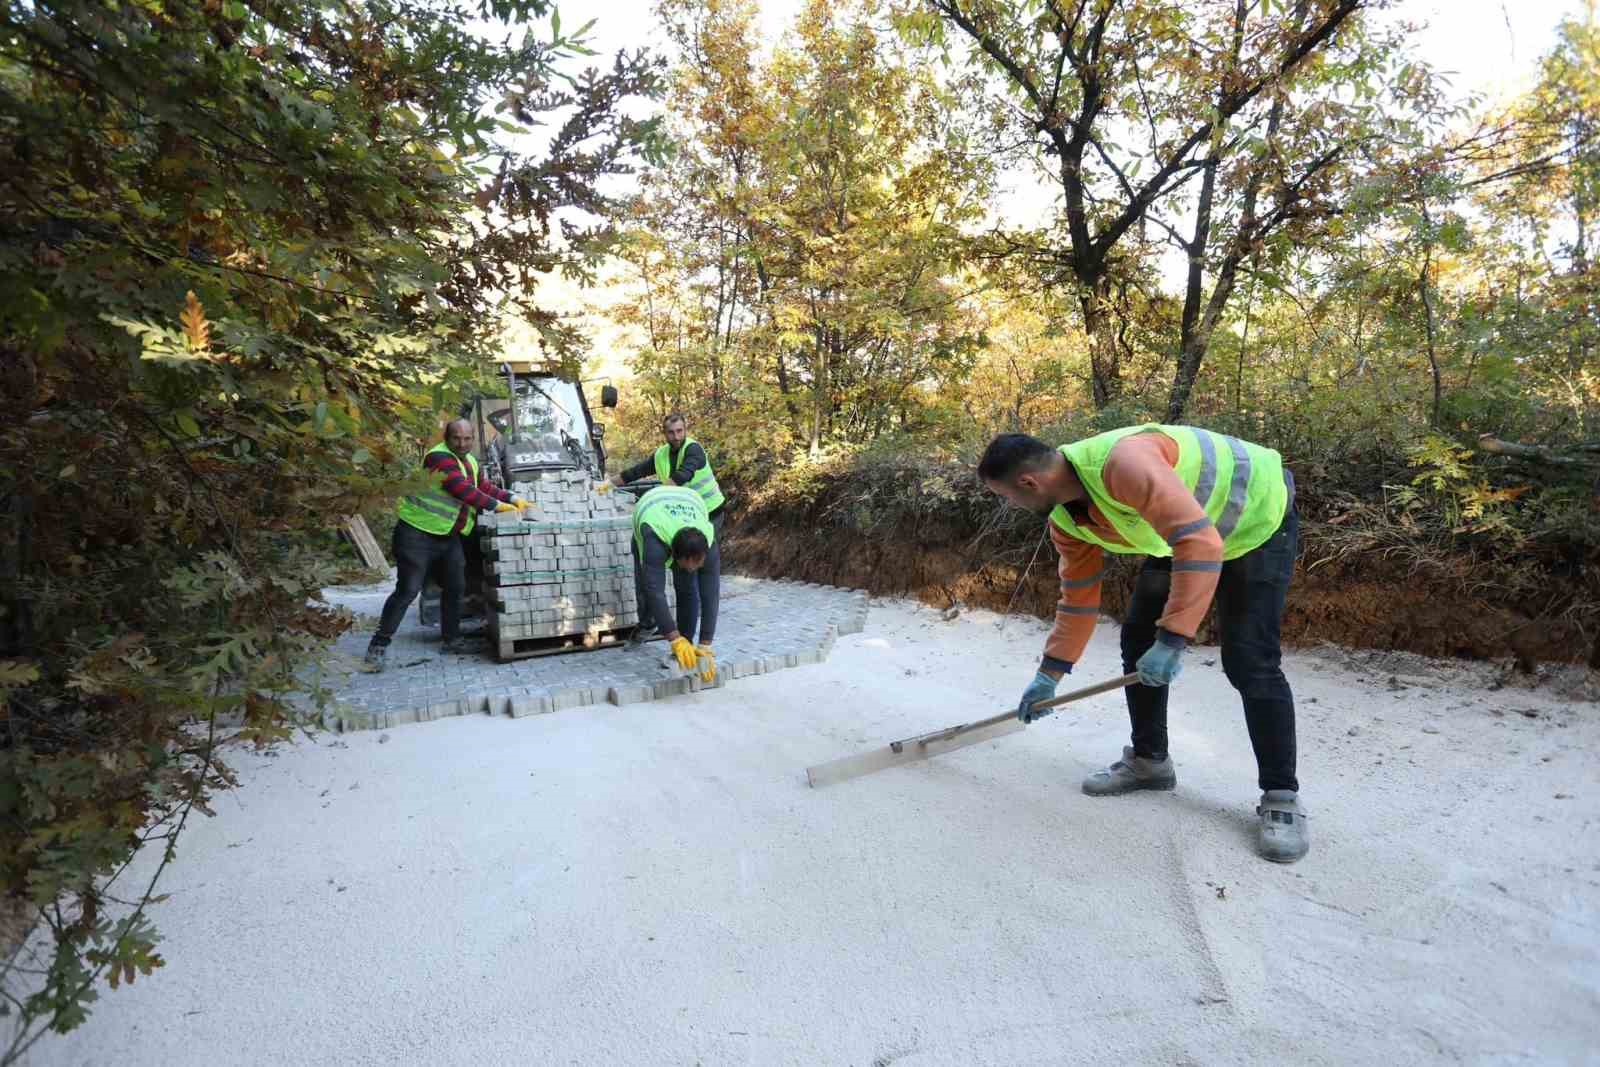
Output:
[654, 437, 725, 512]
[397, 442, 480, 537]
[633, 485, 715, 566]
[1050, 425, 1288, 560]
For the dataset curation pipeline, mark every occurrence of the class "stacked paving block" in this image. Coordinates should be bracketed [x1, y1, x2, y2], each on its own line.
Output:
[479, 468, 658, 660]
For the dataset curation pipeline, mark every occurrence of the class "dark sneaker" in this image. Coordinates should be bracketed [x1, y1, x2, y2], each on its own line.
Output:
[1082, 745, 1178, 796]
[363, 643, 387, 672]
[1257, 790, 1310, 863]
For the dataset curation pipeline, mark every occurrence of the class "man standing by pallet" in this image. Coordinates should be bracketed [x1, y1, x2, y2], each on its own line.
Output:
[364, 420, 531, 670]
[600, 411, 726, 532]
[977, 426, 1307, 863]
[630, 484, 719, 685]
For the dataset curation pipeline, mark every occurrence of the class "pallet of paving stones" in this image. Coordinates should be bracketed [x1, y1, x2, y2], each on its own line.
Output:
[478, 467, 657, 662]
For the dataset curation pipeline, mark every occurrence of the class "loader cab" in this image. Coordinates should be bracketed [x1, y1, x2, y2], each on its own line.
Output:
[481, 373, 612, 482]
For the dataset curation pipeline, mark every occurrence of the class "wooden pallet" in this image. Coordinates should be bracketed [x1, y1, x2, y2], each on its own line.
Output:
[494, 625, 639, 662]
[342, 514, 387, 569]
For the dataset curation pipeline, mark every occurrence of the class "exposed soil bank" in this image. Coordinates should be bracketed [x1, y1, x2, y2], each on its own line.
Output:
[726, 513, 1595, 668]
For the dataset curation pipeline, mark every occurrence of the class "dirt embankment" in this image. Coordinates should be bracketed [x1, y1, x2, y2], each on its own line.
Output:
[722, 466, 1597, 669]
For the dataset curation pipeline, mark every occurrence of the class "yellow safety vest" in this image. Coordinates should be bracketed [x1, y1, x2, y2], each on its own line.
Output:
[653, 437, 725, 512]
[1050, 425, 1288, 560]
[396, 442, 480, 536]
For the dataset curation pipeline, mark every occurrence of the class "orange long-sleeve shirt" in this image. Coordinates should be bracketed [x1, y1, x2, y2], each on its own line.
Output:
[1040, 432, 1224, 672]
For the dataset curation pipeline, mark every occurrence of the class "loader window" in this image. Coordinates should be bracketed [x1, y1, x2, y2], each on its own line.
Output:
[488, 377, 594, 471]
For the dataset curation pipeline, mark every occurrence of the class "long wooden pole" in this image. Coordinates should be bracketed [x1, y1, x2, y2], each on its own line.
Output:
[805, 673, 1139, 789]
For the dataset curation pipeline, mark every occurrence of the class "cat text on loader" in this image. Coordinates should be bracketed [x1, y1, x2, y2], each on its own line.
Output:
[419, 361, 659, 662]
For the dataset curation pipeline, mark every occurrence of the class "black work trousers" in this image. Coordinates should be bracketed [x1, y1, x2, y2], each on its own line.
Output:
[373, 520, 465, 645]
[1120, 500, 1300, 792]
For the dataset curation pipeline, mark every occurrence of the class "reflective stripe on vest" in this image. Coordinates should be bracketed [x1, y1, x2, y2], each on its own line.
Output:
[632, 485, 714, 566]
[653, 437, 725, 512]
[1048, 424, 1287, 561]
[396, 442, 479, 536]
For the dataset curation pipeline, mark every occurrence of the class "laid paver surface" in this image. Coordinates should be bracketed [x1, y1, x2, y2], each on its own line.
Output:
[316, 573, 869, 729]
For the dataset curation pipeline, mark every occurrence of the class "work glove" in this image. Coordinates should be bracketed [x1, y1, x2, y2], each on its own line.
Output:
[594, 480, 615, 495]
[1135, 638, 1184, 688]
[494, 502, 519, 514]
[670, 636, 698, 671]
[1016, 670, 1059, 723]
[511, 496, 534, 512]
[695, 644, 717, 684]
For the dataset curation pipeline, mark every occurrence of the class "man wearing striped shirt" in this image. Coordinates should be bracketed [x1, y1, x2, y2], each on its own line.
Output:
[364, 420, 530, 670]
[978, 426, 1307, 863]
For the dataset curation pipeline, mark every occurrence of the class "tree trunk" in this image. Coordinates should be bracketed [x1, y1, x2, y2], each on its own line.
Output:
[1419, 200, 1442, 429]
[1079, 274, 1121, 408]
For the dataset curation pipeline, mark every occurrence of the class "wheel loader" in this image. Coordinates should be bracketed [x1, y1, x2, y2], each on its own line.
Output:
[417, 361, 663, 661]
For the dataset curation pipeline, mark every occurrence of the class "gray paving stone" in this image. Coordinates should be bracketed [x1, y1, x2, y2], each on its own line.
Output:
[312, 574, 867, 732]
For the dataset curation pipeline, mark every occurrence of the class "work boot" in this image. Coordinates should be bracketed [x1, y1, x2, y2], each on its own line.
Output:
[363, 642, 387, 673]
[1257, 790, 1310, 863]
[1082, 745, 1177, 796]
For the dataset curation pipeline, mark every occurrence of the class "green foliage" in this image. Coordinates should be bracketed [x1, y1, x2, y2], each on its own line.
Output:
[609, 0, 995, 470]
[0, 0, 657, 1054]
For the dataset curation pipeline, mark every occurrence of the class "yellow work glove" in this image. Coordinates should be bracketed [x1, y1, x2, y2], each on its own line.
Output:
[494, 502, 519, 514]
[695, 644, 716, 684]
[594, 480, 614, 495]
[670, 636, 698, 670]
[511, 496, 534, 512]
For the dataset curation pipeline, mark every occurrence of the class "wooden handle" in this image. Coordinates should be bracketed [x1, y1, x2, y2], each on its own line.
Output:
[892, 672, 1140, 751]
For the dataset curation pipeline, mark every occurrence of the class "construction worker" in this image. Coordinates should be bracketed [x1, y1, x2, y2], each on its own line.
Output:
[630, 484, 719, 684]
[977, 427, 1306, 863]
[365, 419, 531, 670]
[599, 411, 726, 529]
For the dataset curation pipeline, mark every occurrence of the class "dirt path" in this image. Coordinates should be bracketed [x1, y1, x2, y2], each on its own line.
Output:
[29, 600, 1599, 1065]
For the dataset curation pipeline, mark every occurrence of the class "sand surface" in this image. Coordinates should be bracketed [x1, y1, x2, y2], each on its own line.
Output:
[27, 597, 1600, 1065]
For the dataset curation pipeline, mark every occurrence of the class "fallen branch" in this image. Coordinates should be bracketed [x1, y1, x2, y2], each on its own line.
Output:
[1476, 434, 1600, 467]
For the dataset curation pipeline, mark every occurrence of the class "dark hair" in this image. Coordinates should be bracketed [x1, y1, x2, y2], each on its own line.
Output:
[976, 433, 1056, 482]
[662, 411, 687, 429]
[671, 527, 709, 561]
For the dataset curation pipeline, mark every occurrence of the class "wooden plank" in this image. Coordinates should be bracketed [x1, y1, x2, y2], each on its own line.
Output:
[805, 717, 1024, 788]
[342, 515, 387, 569]
[494, 626, 631, 662]
[805, 673, 1138, 789]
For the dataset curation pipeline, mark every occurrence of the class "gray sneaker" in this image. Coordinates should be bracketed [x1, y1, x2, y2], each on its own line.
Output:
[1082, 745, 1177, 796]
[1257, 790, 1310, 863]
[363, 642, 387, 673]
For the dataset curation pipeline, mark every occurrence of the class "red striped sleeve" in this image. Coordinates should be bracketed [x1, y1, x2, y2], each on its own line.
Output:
[423, 451, 501, 511]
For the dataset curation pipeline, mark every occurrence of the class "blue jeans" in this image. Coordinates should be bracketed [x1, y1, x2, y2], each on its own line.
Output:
[373, 521, 464, 645]
[1120, 495, 1299, 792]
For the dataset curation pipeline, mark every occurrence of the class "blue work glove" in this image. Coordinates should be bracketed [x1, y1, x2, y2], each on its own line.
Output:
[1016, 671, 1060, 723]
[1135, 637, 1185, 687]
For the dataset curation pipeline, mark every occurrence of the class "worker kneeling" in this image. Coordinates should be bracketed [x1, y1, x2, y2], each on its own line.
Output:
[631, 485, 720, 684]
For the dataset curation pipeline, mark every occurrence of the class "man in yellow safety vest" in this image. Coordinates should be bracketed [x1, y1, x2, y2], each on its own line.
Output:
[364, 419, 530, 670]
[978, 426, 1306, 863]
[601, 411, 726, 523]
[629, 484, 719, 684]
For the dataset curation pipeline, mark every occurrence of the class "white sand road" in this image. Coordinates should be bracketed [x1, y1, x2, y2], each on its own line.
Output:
[24, 597, 1600, 1066]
